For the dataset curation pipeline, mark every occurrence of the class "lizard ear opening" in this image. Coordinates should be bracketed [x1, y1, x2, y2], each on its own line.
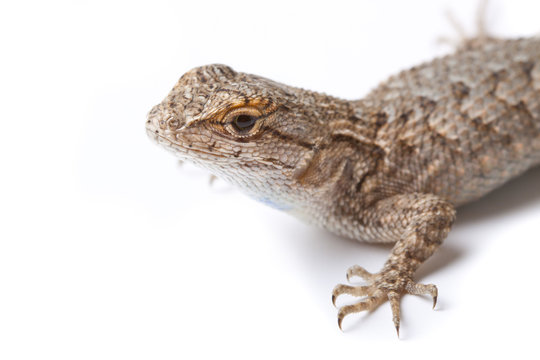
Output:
[223, 107, 263, 137]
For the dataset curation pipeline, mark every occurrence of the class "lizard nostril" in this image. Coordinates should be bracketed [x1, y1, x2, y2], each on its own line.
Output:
[167, 118, 179, 130]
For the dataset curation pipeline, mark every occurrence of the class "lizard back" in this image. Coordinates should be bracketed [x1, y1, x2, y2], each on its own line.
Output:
[354, 37, 540, 206]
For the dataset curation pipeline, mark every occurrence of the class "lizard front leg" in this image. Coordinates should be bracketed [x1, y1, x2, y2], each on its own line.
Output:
[332, 193, 456, 336]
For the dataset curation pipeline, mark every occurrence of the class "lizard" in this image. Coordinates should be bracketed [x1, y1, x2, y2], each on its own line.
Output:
[145, 34, 540, 336]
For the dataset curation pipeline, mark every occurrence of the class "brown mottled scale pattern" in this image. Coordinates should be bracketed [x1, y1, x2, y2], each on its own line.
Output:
[146, 37, 540, 336]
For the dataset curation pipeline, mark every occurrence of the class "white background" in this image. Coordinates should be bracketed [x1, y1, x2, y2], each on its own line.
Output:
[1, 0, 540, 358]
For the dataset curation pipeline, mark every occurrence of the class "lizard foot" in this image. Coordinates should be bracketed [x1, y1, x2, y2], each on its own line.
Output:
[332, 265, 437, 336]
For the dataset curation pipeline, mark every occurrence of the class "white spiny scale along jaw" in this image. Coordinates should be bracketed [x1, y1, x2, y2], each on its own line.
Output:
[146, 64, 353, 211]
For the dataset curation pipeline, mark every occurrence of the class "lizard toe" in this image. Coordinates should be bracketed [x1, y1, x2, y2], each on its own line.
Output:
[332, 284, 372, 306]
[346, 265, 374, 282]
[336, 294, 385, 331]
[334, 265, 439, 334]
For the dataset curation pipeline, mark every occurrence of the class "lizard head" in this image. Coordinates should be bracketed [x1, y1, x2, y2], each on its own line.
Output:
[146, 64, 350, 209]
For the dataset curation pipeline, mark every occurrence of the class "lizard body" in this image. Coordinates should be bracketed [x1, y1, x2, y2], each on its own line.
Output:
[146, 36, 540, 335]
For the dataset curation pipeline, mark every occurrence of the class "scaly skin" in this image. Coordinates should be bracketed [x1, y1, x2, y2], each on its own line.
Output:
[146, 37, 540, 336]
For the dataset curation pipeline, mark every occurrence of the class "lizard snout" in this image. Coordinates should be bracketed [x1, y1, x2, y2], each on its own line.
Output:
[145, 106, 161, 141]
[146, 104, 184, 141]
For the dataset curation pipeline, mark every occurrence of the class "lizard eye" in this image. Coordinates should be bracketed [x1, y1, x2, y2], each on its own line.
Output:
[232, 115, 257, 132]
[223, 107, 263, 137]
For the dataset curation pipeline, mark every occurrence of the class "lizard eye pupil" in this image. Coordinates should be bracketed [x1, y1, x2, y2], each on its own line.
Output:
[232, 115, 257, 132]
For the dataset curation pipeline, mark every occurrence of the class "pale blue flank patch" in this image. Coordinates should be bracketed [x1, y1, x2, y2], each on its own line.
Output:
[256, 197, 292, 211]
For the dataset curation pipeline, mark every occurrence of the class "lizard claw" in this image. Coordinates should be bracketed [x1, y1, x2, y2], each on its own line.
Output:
[335, 294, 385, 331]
[405, 281, 438, 310]
[388, 291, 401, 337]
[346, 265, 374, 282]
[332, 284, 371, 307]
[333, 265, 438, 334]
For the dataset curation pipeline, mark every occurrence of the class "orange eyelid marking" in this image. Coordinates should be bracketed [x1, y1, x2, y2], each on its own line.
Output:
[222, 106, 262, 122]
[216, 98, 278, 122]
[190, 97, 278, 128]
